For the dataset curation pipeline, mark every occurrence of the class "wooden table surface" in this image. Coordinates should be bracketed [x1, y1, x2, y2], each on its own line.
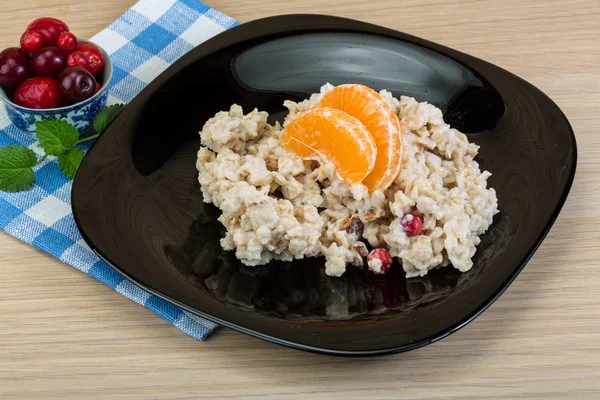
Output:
[1, 0, 599, 398]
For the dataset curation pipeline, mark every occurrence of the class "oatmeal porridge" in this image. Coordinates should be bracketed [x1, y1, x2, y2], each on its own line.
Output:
[196, 83, 498, 278]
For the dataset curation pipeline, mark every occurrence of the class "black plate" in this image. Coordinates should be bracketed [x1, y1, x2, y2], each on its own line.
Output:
[72, 15, 576, 356]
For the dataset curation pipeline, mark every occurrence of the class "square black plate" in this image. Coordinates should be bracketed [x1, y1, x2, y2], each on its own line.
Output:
[72, 15, 576, 356]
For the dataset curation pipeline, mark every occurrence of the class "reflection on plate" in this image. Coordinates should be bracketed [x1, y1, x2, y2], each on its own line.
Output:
[170, 183, 512, 323]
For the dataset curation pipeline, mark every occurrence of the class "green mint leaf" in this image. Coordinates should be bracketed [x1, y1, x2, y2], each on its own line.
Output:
[36, 120, 79, 156]
[58, 148, 85, 180]
[93, 104, 126, 133]
[0, 145, 37, 192]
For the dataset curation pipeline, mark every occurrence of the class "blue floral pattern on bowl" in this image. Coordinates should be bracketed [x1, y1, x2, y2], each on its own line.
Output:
[0, 39, 113, 134]
[3, 89, 108, 133]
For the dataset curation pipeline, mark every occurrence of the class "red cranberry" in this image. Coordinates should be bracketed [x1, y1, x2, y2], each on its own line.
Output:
[367, 248, 393, 275]
[31, 46, 67, 78]
[66, 51, 86, 68]
[0, 48, 30, 88]
[67, 42, 104, 75]
[57, 32, 78, 52]
[401, 213, 423, 236]
[24, 17, 69, 47]
[20, 31, 43, 53]
[14, 77, 61, 109]
[57, 66, 97, 105]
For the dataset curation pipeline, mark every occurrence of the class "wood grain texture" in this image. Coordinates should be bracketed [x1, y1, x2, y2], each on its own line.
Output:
[0, 0, 599, 398]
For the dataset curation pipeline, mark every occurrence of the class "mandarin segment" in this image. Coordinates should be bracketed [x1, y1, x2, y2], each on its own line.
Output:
[318, 84, 403, 192]
[281, 107, 377, 184]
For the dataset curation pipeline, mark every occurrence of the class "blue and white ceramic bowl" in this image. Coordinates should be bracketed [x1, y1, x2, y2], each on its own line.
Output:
[0, 39, 113, 134]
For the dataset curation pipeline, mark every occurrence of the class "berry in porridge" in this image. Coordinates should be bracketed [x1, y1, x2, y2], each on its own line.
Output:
[367, 248, 393, 275]
[401, 213, 423, 237]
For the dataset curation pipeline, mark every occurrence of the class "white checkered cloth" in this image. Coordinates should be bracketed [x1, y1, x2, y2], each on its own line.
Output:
[0, 0, 239, 340]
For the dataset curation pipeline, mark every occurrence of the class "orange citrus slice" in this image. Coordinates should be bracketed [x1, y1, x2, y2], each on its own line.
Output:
[318, 84, 402, 192]
[281, 107, 377, 184]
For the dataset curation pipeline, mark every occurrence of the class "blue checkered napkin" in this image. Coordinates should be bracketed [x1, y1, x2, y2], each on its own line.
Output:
[0, 0, 239, 340]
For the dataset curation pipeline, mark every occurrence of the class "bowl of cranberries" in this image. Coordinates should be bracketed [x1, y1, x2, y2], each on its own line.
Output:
[0, 17, 113, 133]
